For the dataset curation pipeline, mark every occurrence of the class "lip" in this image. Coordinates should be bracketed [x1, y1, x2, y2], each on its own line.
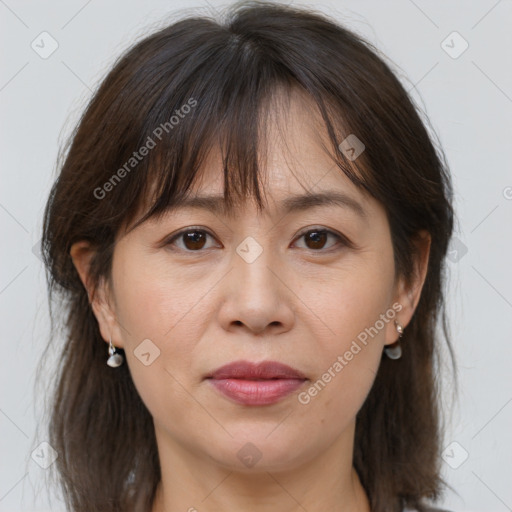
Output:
[208, 360, 307, 380]
[206, 360, 307, 406]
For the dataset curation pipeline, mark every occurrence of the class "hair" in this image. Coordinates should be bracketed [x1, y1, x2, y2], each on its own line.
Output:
[37, 1, 456, 511]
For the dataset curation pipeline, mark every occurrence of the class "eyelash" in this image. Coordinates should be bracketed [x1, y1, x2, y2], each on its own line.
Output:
[164, 226, 350, 254]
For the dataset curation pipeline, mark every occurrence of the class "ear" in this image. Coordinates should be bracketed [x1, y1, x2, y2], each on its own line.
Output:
[69, 240, 124, 348]
[384, 230, 431, 346]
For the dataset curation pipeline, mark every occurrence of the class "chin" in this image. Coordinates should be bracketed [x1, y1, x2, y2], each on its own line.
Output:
[204, 429, 315, 473]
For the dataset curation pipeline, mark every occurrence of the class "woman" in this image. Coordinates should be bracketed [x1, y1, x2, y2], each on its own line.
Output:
[39, 2, 456, 511]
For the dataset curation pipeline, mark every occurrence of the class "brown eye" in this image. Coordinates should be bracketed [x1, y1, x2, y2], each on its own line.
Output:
[295, 228, 346, 252]
[182, 230, 207, 250]
[304, 230, 328, 250]
[167, 228, 217, 252]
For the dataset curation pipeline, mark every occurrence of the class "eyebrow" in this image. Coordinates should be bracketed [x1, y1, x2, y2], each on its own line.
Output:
[164, 191, 368, 220]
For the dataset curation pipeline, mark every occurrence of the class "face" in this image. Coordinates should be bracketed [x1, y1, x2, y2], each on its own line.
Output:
[73, 91, 428, 475]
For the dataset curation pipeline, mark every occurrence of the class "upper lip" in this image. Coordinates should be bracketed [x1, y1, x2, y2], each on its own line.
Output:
[207, 360, 307, 380]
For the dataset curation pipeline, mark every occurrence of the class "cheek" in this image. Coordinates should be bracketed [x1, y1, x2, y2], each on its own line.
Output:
[112, 248, 212, 343]
[110, 250, 214, 408]
[295, 309, 387, 447]
[296, 247, 395, 419]
[306, 246, 395, 352]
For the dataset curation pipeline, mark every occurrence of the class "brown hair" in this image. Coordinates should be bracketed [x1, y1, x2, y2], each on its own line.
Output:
[37, 2, 456, 511]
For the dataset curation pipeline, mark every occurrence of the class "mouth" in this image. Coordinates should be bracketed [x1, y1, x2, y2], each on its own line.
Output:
[206, 360, 308, 406]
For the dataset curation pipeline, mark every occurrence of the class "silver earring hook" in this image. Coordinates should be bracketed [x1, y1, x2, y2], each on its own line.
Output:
[384, 320, 404, 360]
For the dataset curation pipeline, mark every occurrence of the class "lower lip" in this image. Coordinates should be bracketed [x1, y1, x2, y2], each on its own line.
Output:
[208, 378, 306, 406]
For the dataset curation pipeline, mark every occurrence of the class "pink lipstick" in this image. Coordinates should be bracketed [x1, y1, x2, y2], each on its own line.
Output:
[206, 360, 307, 406]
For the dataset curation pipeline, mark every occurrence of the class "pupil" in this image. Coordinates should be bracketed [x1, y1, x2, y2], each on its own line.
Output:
[308, 231, 326, 249]
[185, 231, 205, 249]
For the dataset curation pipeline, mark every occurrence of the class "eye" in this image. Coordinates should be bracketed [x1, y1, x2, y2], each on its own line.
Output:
[164, 226, 350, 253]
[293, 227, 348, 252]
[165, 227, 219, 252]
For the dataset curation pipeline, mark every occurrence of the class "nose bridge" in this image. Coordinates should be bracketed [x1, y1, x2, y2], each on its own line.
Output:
[219, 232, 294, 335]
[234, 234, 280, 305]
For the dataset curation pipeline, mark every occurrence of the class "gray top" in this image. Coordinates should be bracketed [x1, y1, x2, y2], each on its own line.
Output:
[403, 507, 452, 512]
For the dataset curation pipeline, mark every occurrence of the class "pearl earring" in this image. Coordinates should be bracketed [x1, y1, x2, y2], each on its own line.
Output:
[106, 338, 124, 367]
[383, 320, 404, 360]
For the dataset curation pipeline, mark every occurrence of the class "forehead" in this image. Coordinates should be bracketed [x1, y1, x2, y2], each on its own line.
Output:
[186, 89, 371, 213]
[122, 86, 379, 236]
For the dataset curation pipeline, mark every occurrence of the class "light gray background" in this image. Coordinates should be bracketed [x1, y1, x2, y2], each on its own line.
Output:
[1, 1, 511, 511]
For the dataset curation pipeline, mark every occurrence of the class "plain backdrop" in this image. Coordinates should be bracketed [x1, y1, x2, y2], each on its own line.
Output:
[1, 1, 511, 511]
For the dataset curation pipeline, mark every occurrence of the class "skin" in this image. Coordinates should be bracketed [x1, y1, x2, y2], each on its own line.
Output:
[71, 89, 430, 512]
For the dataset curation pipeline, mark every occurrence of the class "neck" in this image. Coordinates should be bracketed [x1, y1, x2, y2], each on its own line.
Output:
[150, 421, 371, 512]
[152, 468, 369, 512]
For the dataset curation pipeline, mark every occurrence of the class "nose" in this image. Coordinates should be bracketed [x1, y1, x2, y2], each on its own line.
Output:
[217, 246, 295, 337]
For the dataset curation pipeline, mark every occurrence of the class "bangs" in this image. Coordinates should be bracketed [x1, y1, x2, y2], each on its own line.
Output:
[102, 21, 372, 238]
